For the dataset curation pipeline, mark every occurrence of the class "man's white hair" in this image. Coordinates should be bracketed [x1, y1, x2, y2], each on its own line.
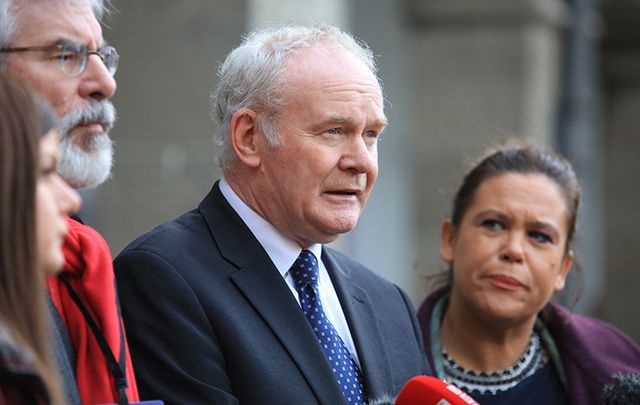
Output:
[211, 24, 381, 173]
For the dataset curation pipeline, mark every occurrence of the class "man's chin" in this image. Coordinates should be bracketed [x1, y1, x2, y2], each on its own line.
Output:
[57, 133, 114, 189]
[313, 221, 358, 244]
[58, 165, 112, 190]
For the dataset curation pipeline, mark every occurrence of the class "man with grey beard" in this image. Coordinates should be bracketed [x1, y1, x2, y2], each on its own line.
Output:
[1, 0, 139, 403]
[1, 2, 117, 189]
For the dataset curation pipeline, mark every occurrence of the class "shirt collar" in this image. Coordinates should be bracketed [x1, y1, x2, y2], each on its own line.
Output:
[219, 177, 322, 277]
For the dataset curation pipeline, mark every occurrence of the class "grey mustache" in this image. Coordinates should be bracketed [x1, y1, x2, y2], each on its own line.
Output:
[59, 101, 117, 136]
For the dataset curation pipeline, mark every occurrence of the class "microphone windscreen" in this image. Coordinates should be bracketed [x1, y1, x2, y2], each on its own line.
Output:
[602, 372, 640, 405]
[395, 376, 479, 405]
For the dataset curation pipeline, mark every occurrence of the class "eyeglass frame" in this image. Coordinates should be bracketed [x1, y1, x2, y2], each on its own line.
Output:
[0, 41, 119, 77]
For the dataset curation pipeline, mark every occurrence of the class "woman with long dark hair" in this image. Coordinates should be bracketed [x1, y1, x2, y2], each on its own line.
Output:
[0, 75, 80, 404]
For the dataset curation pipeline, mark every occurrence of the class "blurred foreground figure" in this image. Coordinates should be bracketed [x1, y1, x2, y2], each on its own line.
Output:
[0, 76, 80, 404]
[1, 1, 139, 403]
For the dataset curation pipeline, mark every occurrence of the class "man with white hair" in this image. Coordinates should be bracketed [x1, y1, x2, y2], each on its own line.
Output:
[115, 24, 429, 404]
[1, 1, 138, 403]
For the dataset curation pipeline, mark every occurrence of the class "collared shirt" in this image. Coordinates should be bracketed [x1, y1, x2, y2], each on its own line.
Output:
[219, 177, 361, 367]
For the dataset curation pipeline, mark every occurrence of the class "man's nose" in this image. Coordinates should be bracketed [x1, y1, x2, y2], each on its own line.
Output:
[78, 53, 117, 101]
[339, 134, 377, 174]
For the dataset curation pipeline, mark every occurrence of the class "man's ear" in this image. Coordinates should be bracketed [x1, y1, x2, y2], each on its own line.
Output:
[440, 219, 456, 266]
[229, 108, 261, 168]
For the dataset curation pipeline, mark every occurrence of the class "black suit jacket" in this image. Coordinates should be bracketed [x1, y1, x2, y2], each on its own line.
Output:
[115, 182, 429, 404]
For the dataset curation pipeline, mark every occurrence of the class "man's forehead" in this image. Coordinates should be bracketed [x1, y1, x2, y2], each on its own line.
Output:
[12, 0, 101, 44]
[14, 0, 94, 8]
[13, 0, 94, 15]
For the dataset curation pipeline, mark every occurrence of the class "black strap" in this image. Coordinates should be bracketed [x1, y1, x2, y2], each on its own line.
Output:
[58, 272, 129, 405]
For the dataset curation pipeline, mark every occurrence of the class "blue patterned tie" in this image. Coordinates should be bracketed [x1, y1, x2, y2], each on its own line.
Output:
[290, 250, 366, 405]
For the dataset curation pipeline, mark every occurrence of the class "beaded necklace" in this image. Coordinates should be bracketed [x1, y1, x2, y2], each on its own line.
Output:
[440, 330, 548, 395]
[429, 290, 570, 396]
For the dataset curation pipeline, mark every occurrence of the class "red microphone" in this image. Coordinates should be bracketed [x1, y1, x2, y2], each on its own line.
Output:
[395, 376, 480, 405]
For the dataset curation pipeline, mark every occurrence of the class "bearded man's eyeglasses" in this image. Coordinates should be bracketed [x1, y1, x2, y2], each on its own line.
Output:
[0, 41, 119, 77]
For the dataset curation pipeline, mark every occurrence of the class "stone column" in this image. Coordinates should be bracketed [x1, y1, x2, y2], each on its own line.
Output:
[600, 0, 640, 341]
[247, 0, 348, 28]
[406, 0, 567, 300]
[96, 0, 246, 253]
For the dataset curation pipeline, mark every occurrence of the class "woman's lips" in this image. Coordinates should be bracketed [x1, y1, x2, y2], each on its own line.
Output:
[487, 274, 523, 290]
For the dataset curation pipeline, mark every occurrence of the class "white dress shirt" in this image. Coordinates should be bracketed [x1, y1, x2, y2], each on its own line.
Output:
[219, 177, 361, 367]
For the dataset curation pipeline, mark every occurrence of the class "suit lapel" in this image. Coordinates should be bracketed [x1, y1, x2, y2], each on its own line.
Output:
[323, 249, 394, 399]
[230, 255, 345, 404]
[198, 183, 346, 404]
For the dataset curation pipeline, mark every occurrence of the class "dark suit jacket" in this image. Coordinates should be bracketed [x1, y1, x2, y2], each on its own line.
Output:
[114, 182, 429, 404]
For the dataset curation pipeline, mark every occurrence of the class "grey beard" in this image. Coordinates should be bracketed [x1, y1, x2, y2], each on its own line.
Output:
[57, 133, 114, 189]
[57, 101, 116, 189]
